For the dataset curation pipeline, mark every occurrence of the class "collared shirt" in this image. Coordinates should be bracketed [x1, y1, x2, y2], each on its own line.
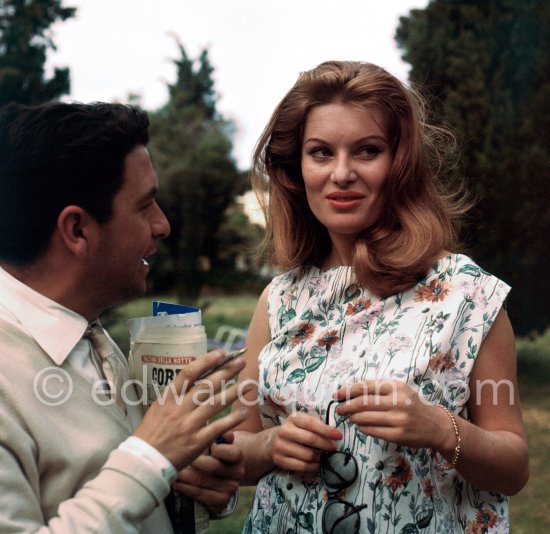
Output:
[0, 266, 177, 483]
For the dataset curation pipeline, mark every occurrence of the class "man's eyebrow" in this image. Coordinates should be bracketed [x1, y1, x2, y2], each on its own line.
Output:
[134, 187, 158, 206]
[142, 186, 158, 199]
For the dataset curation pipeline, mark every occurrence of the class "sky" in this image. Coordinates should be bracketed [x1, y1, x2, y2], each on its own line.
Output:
[47, 0, 429, 171]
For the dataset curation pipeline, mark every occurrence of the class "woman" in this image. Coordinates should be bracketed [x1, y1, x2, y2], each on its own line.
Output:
[233, 61, 528, 533]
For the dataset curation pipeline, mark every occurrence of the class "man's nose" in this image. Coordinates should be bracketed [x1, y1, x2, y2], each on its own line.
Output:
[153, 204, 170, 238]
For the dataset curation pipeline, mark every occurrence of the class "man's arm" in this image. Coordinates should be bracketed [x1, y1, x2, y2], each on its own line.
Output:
[0, 351, 249, 533]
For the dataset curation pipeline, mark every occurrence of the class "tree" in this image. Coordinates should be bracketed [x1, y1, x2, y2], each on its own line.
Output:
[396, 0, 550, 335]
[0, 0, 76, 106]
[148, 43, 249, 303]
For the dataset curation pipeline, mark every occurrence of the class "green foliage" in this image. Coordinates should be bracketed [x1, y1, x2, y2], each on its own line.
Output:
[517, 329, 550, 385]
[148, 42, 249, 303]
[202, 267, 269, 295]
[0, 0, 76, 105]
[396, 0, 550, 335]
[214, 201, 265, 268]
[510, 383, 550, 532]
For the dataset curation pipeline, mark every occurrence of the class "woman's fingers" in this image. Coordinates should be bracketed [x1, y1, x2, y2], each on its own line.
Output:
[270, 412, 341, 472]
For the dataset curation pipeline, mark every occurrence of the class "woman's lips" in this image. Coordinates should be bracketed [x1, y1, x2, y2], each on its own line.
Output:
[326, 192, 365, 209]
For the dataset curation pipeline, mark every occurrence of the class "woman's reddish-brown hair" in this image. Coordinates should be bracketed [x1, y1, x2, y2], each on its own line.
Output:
[252, 61, 467, 296]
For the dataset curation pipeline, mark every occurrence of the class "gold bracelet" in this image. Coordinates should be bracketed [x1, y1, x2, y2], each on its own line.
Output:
[437, 405, 461, 469]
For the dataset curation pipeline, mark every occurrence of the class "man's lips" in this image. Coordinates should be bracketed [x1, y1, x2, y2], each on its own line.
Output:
[142, 249, 157, 267]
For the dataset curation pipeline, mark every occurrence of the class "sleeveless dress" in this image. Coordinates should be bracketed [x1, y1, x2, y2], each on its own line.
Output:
[243, 254, 511, 534]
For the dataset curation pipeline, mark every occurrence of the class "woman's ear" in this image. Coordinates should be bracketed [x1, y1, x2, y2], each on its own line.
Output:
[56, 205, 94, 259]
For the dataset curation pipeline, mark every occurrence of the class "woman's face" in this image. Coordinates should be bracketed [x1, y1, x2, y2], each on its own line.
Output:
[301, 101, 392, 249]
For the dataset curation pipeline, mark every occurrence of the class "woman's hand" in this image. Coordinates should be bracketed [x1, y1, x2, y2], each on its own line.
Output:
[333, 379, 445, 449]
[270, 412, 343, 473]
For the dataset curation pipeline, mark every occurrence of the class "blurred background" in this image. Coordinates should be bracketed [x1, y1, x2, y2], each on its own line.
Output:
[1, 0, 548, 531]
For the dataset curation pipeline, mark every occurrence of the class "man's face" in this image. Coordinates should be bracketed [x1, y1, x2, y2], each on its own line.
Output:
[89, 145, 170, 308]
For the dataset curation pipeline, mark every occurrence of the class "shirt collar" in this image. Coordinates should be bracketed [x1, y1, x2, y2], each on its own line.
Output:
[0, 267, 89, 365]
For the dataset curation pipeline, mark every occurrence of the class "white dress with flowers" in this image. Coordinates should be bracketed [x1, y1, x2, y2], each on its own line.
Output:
[243, 254, 511, 534]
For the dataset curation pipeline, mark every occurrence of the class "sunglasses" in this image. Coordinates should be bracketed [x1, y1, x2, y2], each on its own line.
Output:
[320, 400, 368, 534]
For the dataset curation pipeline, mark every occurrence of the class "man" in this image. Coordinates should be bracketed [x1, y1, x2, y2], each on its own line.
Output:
[0, 102, 247, 532]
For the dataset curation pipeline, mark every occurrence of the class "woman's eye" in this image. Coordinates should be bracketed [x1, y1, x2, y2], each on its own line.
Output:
[310, 147, 331, 158]
[359, 145, 381, 157]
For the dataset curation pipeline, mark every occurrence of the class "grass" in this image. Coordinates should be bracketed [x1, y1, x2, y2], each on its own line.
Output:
[105, 294, 550, 533]
[509, 382, 550, 532]
[208, 487, 256, 533]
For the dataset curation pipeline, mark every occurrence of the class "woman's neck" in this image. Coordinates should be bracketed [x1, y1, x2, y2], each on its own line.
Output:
[322, 241, 355, 269]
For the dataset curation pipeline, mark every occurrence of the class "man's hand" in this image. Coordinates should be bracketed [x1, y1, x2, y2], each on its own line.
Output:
[173, 431, 244, 515]
[133, 350, 250, 471]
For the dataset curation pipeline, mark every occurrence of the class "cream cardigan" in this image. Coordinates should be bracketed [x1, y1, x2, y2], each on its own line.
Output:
[0, 319, 174, 533]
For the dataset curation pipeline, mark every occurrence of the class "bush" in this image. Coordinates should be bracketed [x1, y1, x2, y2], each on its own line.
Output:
[202, 267, 269, 294]
[516, 329, 550, 385]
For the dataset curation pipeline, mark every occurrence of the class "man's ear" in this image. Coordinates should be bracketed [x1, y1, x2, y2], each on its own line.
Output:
[56, 206, 95, 259]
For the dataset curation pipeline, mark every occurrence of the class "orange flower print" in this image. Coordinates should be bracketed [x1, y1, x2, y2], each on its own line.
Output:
[465, 509, 498, 534]
[422, 477, 435, 498]
[316, 329, 339, 349]
[384, 456, 412, 492]
[414, 279, 450, 302]
[475, 509, 498, 529]
[428, 349, 456, 372]
[465, 522, 483, 534]
[288, 322, 315, 346]
[346, 297, 372, 316]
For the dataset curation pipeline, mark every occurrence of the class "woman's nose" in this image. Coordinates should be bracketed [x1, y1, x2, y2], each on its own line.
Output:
[330, 156, 357, 185]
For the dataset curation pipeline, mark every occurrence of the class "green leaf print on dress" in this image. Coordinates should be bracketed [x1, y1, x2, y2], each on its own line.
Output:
[247, 255, 512, 533]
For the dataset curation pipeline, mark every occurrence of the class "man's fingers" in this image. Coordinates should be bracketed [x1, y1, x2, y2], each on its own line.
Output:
[173, 481, 237, 513]
[215, 431, 235, 445]
[161, 356, 246, 410]
[186, 454, 244, 478]
[194, 356, 247, 389]
[199, 406, 250, 444]
[169, 350, 246, 394]
[209, 441, 243, 465]
[185, 381, 252, 428]
[168, 350, 226, 393]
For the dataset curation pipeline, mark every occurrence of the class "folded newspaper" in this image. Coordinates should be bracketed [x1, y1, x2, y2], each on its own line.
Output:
[128, 301, 206, 405]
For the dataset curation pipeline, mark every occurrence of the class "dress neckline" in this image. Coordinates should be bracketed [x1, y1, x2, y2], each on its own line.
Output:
[306, 253, 460, 277]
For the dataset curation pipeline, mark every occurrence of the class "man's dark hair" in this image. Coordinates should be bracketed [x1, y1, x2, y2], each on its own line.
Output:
[0, 101, 150, 264]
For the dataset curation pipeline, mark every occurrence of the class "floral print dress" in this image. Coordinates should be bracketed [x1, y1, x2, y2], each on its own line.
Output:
[243, 254, 511, 534]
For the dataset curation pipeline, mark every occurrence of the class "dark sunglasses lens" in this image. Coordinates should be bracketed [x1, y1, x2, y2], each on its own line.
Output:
[321, 451, 358, 490]
[322, 501, 361, 534]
